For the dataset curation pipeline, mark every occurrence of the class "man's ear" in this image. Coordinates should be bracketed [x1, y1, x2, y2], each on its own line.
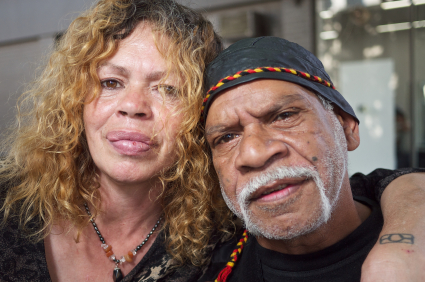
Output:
[333, 108, 360, 151]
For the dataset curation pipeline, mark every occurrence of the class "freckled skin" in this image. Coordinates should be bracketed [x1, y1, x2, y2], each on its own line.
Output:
[206, 79, 341, 200]
[83, 23, 183, 187]
[205, 79, 362, 254]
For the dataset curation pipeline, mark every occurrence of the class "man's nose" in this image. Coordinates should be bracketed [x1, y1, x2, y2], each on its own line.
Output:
[117, 87, 152, 119]
[235, 125, 288, 172]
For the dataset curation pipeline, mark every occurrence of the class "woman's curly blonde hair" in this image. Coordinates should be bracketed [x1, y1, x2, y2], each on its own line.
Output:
[0, 0, 234, 266]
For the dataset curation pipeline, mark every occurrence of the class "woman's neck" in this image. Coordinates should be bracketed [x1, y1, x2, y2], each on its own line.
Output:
[45, 175, 164, 281]
[93, 173, 163, 236]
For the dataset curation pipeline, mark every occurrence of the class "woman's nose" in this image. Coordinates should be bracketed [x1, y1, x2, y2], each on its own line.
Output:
[117, 87, 153, 119]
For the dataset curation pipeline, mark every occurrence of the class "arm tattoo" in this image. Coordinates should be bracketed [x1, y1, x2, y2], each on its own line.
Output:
[380, 234, 414, 244]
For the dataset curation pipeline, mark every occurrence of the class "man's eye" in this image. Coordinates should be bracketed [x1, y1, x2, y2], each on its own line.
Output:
[216, 133, 239, 145]
[276, 110, 297, 121]
[101, 79, 122, 89]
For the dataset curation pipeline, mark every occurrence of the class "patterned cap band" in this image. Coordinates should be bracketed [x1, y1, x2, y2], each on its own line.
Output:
[201, 66, 336, 117]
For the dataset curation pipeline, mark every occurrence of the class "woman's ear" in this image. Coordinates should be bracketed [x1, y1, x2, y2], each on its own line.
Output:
[333, 108, 360, 151]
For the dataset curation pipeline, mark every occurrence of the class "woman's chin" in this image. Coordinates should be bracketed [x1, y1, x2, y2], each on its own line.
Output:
[97, 165, 160, 187]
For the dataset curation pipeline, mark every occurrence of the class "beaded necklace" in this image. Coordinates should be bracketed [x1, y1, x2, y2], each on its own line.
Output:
[84, 203, 161, 282]
[215, 230, 249, 282]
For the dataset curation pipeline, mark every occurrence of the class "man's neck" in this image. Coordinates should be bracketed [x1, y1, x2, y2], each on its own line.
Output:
[256, 185, 369, 255]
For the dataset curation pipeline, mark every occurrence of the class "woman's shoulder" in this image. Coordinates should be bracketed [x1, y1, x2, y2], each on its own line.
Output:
[0, 177, 51, 281]
[0, 219, 50, 281]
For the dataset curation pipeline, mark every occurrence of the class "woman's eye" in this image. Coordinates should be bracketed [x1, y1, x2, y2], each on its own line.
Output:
[101, 79, 122, 89]
[158, 85, 177, 96]
[216, 133, 239, 145]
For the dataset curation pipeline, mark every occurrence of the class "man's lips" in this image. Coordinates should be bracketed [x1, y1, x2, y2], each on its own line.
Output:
[106, 131, 153, 155]
[249, 178, 308, 203]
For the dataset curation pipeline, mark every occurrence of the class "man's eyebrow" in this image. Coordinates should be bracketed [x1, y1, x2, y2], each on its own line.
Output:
[205, 125, 228, 138]
[268, 94, 307, 112]
[205, 93, 308, 138]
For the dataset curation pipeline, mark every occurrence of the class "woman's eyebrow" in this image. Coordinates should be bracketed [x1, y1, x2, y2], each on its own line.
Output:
[98, 62, 129, 77]
[98, 63, 169, 83]
[146, 71, 167, 81]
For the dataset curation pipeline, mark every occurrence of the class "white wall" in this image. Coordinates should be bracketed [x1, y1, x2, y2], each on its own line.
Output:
[0, 0, 95, 43]
[0, 0, 95, 132]
[0, 38, 53, 130]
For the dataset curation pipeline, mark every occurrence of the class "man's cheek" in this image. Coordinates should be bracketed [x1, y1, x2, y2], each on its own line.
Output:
[214, 158, 233, 184]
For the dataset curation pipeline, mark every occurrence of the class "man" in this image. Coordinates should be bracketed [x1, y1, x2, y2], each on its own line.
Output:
[199, 37, 425, 281]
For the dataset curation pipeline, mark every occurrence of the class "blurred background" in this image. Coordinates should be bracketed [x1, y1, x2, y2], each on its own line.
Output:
[0, 0, 424, 174]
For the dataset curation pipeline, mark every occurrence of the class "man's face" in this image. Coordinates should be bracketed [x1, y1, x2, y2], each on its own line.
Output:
[205, 79, 350, 239]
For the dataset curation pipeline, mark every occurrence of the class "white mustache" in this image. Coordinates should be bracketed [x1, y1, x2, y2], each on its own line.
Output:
[235, 165, 333, 240]
[237, 166, 322, 206]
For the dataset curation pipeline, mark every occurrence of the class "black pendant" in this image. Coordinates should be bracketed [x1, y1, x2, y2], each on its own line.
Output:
[113, 267, 123, 282]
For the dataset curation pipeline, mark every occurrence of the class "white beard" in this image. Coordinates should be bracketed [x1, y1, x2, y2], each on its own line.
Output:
[220, 110, 348, 240]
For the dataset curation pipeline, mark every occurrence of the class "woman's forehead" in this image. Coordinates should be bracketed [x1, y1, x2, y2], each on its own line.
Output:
[101, 24, 178, 81]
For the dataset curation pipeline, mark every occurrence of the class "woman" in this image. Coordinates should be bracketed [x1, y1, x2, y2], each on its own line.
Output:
[1, 1, 230, 281]
[0, 0, 423, 282]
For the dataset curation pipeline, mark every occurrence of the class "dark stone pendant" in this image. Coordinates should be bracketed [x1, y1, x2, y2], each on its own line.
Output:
[113, 266, 123, 282]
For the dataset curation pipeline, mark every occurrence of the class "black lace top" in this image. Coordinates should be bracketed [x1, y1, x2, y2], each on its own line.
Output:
[0, 219, 203, 282]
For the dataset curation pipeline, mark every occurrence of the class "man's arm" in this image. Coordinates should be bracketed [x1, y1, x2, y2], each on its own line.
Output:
[361, 172, 425, 282]
[349, 168, 425, 201]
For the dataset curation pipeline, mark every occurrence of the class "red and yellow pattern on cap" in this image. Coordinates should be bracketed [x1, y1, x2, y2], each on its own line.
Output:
[201, 67, 336, 120]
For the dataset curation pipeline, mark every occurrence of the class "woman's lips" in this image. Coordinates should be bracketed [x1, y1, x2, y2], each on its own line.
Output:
[106, 131, 152, 155]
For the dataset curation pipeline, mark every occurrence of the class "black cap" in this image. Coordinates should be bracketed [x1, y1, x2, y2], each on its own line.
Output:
[202, 36, 358, 124]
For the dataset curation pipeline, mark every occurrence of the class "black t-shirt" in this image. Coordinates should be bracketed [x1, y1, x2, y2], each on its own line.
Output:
[202, 197, 382, 282]
[259, 197, 382, 282]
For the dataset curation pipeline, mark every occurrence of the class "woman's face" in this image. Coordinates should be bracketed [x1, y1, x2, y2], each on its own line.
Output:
[84, 23, 183, 187]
